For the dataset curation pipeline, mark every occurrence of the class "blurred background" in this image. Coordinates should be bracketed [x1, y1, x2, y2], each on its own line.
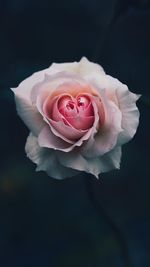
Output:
[0, 0, 150, 266]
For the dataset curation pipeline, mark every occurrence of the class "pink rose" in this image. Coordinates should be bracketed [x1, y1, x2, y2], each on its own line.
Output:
[12, 57, 140, 179]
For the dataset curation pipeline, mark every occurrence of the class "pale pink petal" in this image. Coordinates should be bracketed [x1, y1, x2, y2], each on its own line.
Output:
[43, 91, 95, 132]
[116, 86, 140, 145]
[89, 95, 105, 128]
[82, 99, 122, 158]
[11, 66, 57, 135]
[49, 81, 92, 98]
[18, 57, 104, 98]
[43, 93, 93, 122]
[31, 72, 86, 106]
[85, 74, 140, 146]
[11, 68, 50, 104]
[49, 119, 88, 141]
[11, 93, 45, 136]
[66, 116, 94, 130]
[92, 73, 140, 144]
[78, 57, 105, 76]
[78, 102, 94, 117]
[38, 125, 72, 150]
[44, 95, 64, 122]
[65, 100, 99, 153]
[83, 73, 119, 105]
[43, 94, 73, 122]
[50, 57, 105, 76]
[47, 98, 99, 151]
[25, 133, 78, 179]
[56, 146, 122, 178]
[96, 146, 122, 173]
[11, 63, 62, 105]
[56, 149, 92, 174]
[56, 94, 95, 130]
[45, 103, 98, 153]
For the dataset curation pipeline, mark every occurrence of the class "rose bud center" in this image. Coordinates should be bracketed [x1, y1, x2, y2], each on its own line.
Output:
[57, 94, 94, 130]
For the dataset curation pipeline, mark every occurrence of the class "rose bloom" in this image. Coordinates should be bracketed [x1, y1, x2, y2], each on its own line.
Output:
[12, 58, 140, 179]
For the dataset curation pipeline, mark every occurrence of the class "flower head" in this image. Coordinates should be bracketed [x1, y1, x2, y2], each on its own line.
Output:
[12, 57, 140, 179]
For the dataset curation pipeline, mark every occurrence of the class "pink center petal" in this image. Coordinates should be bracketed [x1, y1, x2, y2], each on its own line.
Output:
[66, 116, 94, 130]
[56, 94, 94, 130]
[41, 82, 105, 141]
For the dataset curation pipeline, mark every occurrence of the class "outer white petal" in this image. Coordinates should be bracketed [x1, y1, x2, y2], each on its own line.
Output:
[96, 75, 140, 145]
[57, 146, 122, 179]
[38, 125, 73, 150]
[81, 90, 122, 158]
[11, 67, 51, 103]
[97, 146, 122, 173]
[11, 58, 105, 135]
[11, 67, 52, 135]
[11, 65, 68, 135]
[50, 57, 105, 77]
[116, 86, 140, 145]
[12, 57, 104, 106]
[84, 73, 140, 145]
[31, 72, 86, 106]
[11, 94, 45, 135]
[25, 133, 78, 179]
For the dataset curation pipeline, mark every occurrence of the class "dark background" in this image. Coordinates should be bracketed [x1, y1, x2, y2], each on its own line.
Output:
[0, 0, 150, 266]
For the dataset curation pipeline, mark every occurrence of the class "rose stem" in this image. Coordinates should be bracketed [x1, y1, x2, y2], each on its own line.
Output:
[85, 175, 132, 267]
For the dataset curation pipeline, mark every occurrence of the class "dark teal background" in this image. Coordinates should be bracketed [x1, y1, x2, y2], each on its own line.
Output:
[0, 0, 150, 266]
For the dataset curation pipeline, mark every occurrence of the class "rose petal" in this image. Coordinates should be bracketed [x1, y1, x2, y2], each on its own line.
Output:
[82, 99, 122, 158]
[11, 68, 49, 103]
[11, 66, 57, 135]
[38, 125, 73, 150]
[93, 95, 105, 127]
[25, 133, 78, 179]
[43, 91, 95, 133]
[66, 116, 94, 130]
[43, 94, 69, 122]
[50, 57, 105, 77]
[84, 73, 140, 145]
[77, 102, 94, 117]
[31, 72, 86, 107]
[11, 93, 45, 135]
[116, 86, 140, 145]
[57, 149, 92, 174]
[49, 119, 88, 141]
[47, 99, 99, 151]
[57, 146, 122, 178]
[44, 103, 98, 153]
